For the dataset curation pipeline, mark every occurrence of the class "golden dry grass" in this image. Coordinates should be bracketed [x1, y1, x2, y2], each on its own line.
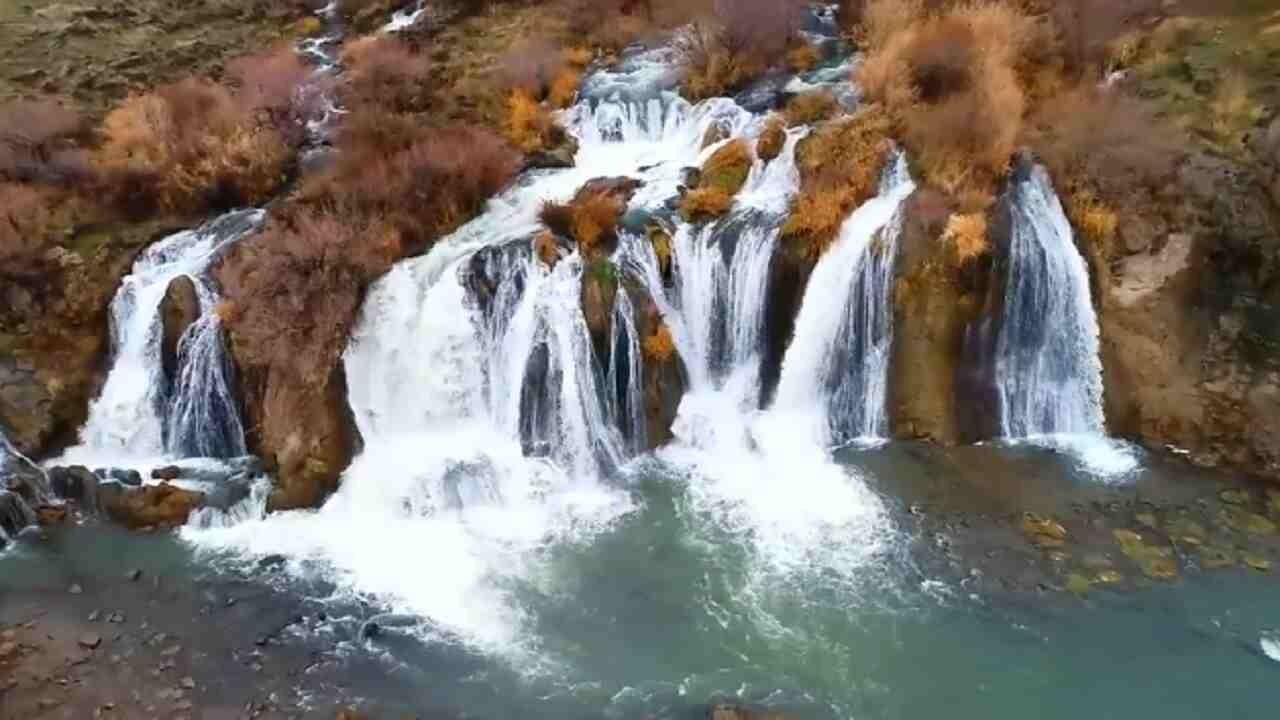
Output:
[548, 67, 582, 109]
[1066, 189, 1118, 255]
[504, 89, 560, 153]
[787, 41, 822, 72]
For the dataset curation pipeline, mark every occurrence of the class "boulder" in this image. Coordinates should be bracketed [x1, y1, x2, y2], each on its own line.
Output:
[524, 134, 578, 171]
[100, 482, 205, 529]
[0, 490, 35, 539]
[47, 465, 97, 501]
[159, 275, 201, 384]
[202, 473, 252, 511]
[151, 465, 182, 480]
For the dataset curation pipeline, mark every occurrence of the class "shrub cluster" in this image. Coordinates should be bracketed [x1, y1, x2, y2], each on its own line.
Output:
[782, 105, 894, 258]
[96, 47, 309, 216]
[676, 0, 808, 100]
[680, 138, 754, 222]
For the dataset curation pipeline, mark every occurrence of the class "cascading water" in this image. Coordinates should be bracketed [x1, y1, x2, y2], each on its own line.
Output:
[992, 164, 1135, 475]
[189, 16, 894, 668]
[66, 210, 263, 466]
[0, 431, 46, 546]
[772, 152, 914, 446]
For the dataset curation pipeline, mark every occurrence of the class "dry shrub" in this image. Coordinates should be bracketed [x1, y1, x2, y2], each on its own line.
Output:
[1025, 83, 1179, 195]
[642, 322, 677, 363]
[756, 114, 786, 161]
[787, 41, 822, 72]
[1051, 0, 1163, 74]
[648, 225, 673, 274]
[535, 230, 561, 266]
[0, 99, 86, 184]
[677, 0, 805, 99]
[300, 120, 519, 250]
[342, 36, 432, 113]
[540, 191, 626, 252]
[1210, 71, 1265, 151]
[96, 62, 307, 215]
[941, 211, 988, 265]
[0, 183, 56, 267]
[784, 90, 840, 126]
[1066, 188, 1117, 255]
[219, 211, 401, 384]
[498, 37, 564, 96]
[563, 46, 594, 68]
[782, 105, 893, 257]
[504, 89, 563, 153]
[680, 186, 734, 221]
[548, 68, 582, 109]
[700, 138, 753, 195]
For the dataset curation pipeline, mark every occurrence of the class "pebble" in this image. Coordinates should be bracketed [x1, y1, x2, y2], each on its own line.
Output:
[0, 641, 17, 658]
[127, 568, 143, 582]
[180, 676, 196, 689]
[161, 644, 182, 657]
[88, 609, 101, 622]
[108, 611, 126, 624]
[69, 583, 83, 595]
[78, 633, 102, 649]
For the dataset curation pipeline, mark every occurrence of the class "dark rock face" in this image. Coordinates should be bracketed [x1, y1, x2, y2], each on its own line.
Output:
[0, 219, 184, 457]
[889, 187, 989, 444]
[159, 275, 201, 385]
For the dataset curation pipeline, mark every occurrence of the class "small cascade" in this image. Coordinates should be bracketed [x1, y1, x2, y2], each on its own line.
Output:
[607, 289, 646, 454]
[69, 210, 263, 464]
[994, 165, 1105, 438]
[773, 152, 915, 445]
[0, 432, 45, 546]
[164, 312, 248, 459]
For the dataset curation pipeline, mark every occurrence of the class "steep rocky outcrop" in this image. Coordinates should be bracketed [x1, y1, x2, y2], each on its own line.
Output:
[1096, 148, 1280, 481]
[0, 219, 184, 457]
[888, 188, 988, 444]
[159, 275, 200, 384]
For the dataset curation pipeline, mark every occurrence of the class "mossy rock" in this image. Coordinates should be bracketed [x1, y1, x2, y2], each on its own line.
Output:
[1065, 573, 1092, 596]
[1094, 570, 1124, 585]
[1242, 553, 1272, 573]
[1198, 545, 1237, 569]
[1218, 488, 1252, 505]
[1217, 507, 1277, 536]
[1022, 513, 1068, 548]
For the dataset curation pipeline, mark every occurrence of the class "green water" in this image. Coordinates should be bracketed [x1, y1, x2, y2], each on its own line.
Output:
[3, 445, 1278, 718]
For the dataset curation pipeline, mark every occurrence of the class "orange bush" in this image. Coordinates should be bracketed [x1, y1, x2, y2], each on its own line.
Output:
[504, 89, 563, 153]
[643, 322, 677, 363]
[680, 186, 734, 221]
[540, 190, 626, 252]
[941, 211, 989, 265]
[96, 68, 305, 215]
[548, 67, 582, 109]
[784, 90, 840, 126]
[700, 138, 753, 194]
[756, 114, 786, 161]
[782, 105, 893, 257]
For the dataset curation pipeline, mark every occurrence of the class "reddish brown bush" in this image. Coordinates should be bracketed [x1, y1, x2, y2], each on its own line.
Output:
[0, 99, 87, 184]
[677, 0, 805, 99]
[1024, 84, 1179, 195]
[227, 46, 314, 145]
[539, 190, 626, 252]
[498, 37, 564, 96]
[219, 210, 400, 385]
[342, 36, 433, 113]
[96, 62, 309, 215]
[1051, 0, 1163, 74]
[300, 120, 520, 250]
[0, 183, 57, 268]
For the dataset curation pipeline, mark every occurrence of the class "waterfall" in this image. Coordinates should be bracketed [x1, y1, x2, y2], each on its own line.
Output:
[990, 165, 1137, 476]
[186, 32, 895, 652]
[607, 289, 646, 454]
[68, 209, 263, 465]
[0, 431, 44, 546]
[773, 152, 914, 446]
[994, 165, 1105, 438]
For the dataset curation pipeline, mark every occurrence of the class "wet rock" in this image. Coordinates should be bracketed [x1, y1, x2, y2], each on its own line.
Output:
[708, 703, 794, 720]
[69, 583, 83, 595]
[1218, 488, 1252, 505]
[1021, 513, 1068, 548]
[107, 468, 143, 486]
[101, 482, 205, 529]
[48, 465, 96, 500]
[151, 465, 182, 481]
[78, 633, 101, 649]
[0, 490, 34, 538]
[1094, 570, 1124, 584]
[524, 134, 578, 170]
[1065, 573, 1092, 595]
[36, 505, 67, 525]
[1199, 545, 1236, 569]
[160, 264, 201, 386]
[1242, 553, 1272, 572]
[1216, 507, 1277, 536]
[203, 473, 252, 511]
[1114, 529, 1179, 580]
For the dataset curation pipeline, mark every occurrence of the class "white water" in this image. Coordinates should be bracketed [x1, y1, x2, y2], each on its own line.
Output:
[772, 152, 914, 446]
[994, 166, 1136, 476]
[63, 210, 263, 469]
[188, 40, 896, 662]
